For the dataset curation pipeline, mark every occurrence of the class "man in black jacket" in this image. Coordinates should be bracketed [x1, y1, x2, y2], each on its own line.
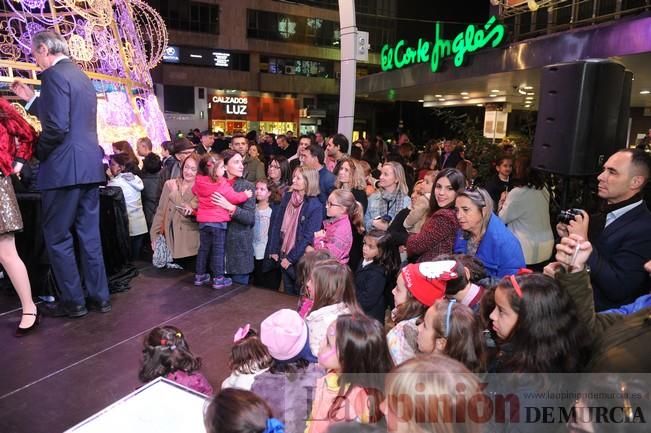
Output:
[559, 148, 651, 311]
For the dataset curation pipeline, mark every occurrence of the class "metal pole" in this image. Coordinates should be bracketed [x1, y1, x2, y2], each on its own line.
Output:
[337, 0, 356, 143]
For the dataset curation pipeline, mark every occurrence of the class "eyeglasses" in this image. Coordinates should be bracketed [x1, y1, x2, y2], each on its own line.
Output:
[326, 201, 343, 208]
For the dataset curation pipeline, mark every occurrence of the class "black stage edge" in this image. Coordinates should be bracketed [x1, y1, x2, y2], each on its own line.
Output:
[0, 263, 295, 433]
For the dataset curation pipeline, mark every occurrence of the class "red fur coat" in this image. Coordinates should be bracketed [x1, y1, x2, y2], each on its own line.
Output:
[0, 97, 36, 176]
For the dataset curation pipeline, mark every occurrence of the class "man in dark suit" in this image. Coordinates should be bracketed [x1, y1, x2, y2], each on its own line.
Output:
[559, 148, 651, 311]
[196, 130, 214, 155]
[12, 31, 111, 317]
[302, 144, 335, 211]
[438, 139, 462, 169]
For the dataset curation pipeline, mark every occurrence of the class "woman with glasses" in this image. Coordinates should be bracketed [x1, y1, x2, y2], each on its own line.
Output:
[405, 168, 465, 262]
[453, 187, 525, 278]
[266, 155, 291, 206]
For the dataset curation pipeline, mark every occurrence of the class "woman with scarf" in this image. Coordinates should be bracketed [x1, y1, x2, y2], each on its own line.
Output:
[364, 161, 411, 232]
[0, 97, 39, 336]
[267, 166, 323, 295]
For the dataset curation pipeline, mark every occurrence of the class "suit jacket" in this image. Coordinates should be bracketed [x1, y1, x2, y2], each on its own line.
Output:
[29, 58, 105, 190]
[587, 203, 651, 311]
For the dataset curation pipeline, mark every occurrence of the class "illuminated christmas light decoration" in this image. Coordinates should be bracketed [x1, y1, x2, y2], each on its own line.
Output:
[0, 0, 170, 153]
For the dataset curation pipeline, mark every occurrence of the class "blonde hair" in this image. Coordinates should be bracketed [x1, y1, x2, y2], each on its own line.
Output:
[385, 355, 482, 433]
[334, 157, 367, 190]
[328, 189, 365, 234]
[292, 166, 320, 197]
[382, 161, 409, 195]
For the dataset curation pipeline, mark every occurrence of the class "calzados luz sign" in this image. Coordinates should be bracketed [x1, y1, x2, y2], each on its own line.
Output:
[212, 96, 248, 115]
[380, 16, 505, 73]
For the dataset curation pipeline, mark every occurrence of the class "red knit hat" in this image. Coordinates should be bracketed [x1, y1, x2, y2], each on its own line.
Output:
[400, 260, 458, 306]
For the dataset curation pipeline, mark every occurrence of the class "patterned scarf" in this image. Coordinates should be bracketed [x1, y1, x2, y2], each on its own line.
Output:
[280, 191, 305, 255]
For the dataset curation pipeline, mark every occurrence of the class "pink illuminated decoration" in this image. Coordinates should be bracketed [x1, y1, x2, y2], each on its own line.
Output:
[0, 0, 170, 153]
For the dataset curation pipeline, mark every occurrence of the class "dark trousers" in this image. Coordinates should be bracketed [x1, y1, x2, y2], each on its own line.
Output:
[130, 234, 144, 262]
[253, 259, 281, 290]
[281, 266, 298, 296]
[41, 184, 110, 306]
[196, 225, 227, 277]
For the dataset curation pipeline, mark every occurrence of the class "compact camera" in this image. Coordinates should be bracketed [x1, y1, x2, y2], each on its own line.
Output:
[557, 208, 584, 225]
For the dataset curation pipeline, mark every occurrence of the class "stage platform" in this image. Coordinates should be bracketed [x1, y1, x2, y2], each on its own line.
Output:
[0, 264, 295, 433]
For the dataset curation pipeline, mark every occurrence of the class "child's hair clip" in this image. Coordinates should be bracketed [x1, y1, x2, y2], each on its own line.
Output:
[175, 332, 182, 338]
[233, 324, 251, 343]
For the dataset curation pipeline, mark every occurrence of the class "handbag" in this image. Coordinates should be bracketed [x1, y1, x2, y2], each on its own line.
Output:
[152, 234, 182, 269]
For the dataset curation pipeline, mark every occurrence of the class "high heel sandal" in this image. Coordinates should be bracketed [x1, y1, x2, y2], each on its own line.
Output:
[15, 310, 41, 337]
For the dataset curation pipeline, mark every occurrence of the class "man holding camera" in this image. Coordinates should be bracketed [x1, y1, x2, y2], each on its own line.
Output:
[558, 148, 651, 311]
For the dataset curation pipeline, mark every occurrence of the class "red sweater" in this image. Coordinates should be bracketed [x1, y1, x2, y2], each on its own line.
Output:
[192, 175, 249, 223]
[0, 97, 36, 176]
[406, 207, 459, 262]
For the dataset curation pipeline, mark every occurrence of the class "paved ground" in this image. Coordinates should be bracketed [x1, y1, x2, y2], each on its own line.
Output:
[0, 263, 295, 433]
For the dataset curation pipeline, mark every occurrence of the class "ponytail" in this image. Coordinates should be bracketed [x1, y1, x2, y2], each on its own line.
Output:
[350, 200, 365, 234]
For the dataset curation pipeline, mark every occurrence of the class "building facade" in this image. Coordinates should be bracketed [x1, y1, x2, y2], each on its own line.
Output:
[149, 0, 396, 137]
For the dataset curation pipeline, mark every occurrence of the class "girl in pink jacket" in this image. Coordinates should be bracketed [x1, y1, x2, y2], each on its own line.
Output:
[192, 153, 252, 289]
[312, 189, 364, 264]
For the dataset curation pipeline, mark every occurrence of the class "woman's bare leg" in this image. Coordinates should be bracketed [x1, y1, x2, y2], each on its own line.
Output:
[0, 233, 37, 328]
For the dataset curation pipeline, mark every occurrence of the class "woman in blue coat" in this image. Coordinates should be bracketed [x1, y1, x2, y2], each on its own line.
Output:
[267, 166, 324, 295]
[453, 187, 525, 278]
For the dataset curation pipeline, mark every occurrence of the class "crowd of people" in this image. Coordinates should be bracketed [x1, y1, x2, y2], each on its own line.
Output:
[2, 30, 651, 433]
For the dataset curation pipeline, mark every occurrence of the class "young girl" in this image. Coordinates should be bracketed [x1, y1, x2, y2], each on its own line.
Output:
[417, 299, 485, 372]
[138, 325, 213, 395]
[192, 153, 252, 289]
[204, 388, 285, 433]
[252, 309, 322, 433]
[431, 254, 487, 314]
[252, 179, 279, 290]
[403, 171, 435, 234]
[312, 189, 365, 264]
[387, 261, 456, 365]
[108, 153, 148, 261]
[307, 314, 394, 433]
[296, 250, 334, 318]
[381, 355, 482, 433]
[305, 260, 362, 356]
[484, 272, 590, 372]
[354, 230, 400, 324]
[222, 324, 273, 390]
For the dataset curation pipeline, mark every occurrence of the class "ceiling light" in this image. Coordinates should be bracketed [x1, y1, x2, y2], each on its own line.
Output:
[525, 96, 534, 100]
[526, 92, 535, 95]
[435, 94, 442, 98]
[641, 90, 651, 95]
[527, 0, 539, 12]
[491, 89, 500, 93]
[460, 92, 469, 96]
[462, 96, 469, 100]
[524, 104, 531, 108]
[439, 98, 446, 102]
[489, 94, 497, 97]
[476, 104, 483, 107]
[523, 85, 534, 90]
[418, 99, 424, 102]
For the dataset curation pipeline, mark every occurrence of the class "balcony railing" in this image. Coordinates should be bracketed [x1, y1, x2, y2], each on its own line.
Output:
[494, 0, 651, 41]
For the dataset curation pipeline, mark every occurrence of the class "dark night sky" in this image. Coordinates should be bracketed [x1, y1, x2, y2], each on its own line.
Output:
[396, 0, 491, 43]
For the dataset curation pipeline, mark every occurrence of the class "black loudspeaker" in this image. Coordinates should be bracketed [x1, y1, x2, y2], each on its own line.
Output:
[532, 60, 632, 176]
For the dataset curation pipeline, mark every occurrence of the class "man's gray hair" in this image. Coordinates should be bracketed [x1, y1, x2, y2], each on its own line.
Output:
[32, 31, 69, 57]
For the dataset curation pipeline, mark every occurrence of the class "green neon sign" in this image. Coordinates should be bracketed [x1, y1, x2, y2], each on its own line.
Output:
[380, 16, 506, 73]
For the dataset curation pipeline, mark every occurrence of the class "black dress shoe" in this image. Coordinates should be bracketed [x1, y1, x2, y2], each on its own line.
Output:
[15, 311, 41, 337]
[41, 302, 88, 318]
[87, 298, 112, 313]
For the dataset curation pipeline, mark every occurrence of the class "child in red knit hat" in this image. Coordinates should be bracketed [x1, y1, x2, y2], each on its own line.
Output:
[386, 260, 458, 365]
